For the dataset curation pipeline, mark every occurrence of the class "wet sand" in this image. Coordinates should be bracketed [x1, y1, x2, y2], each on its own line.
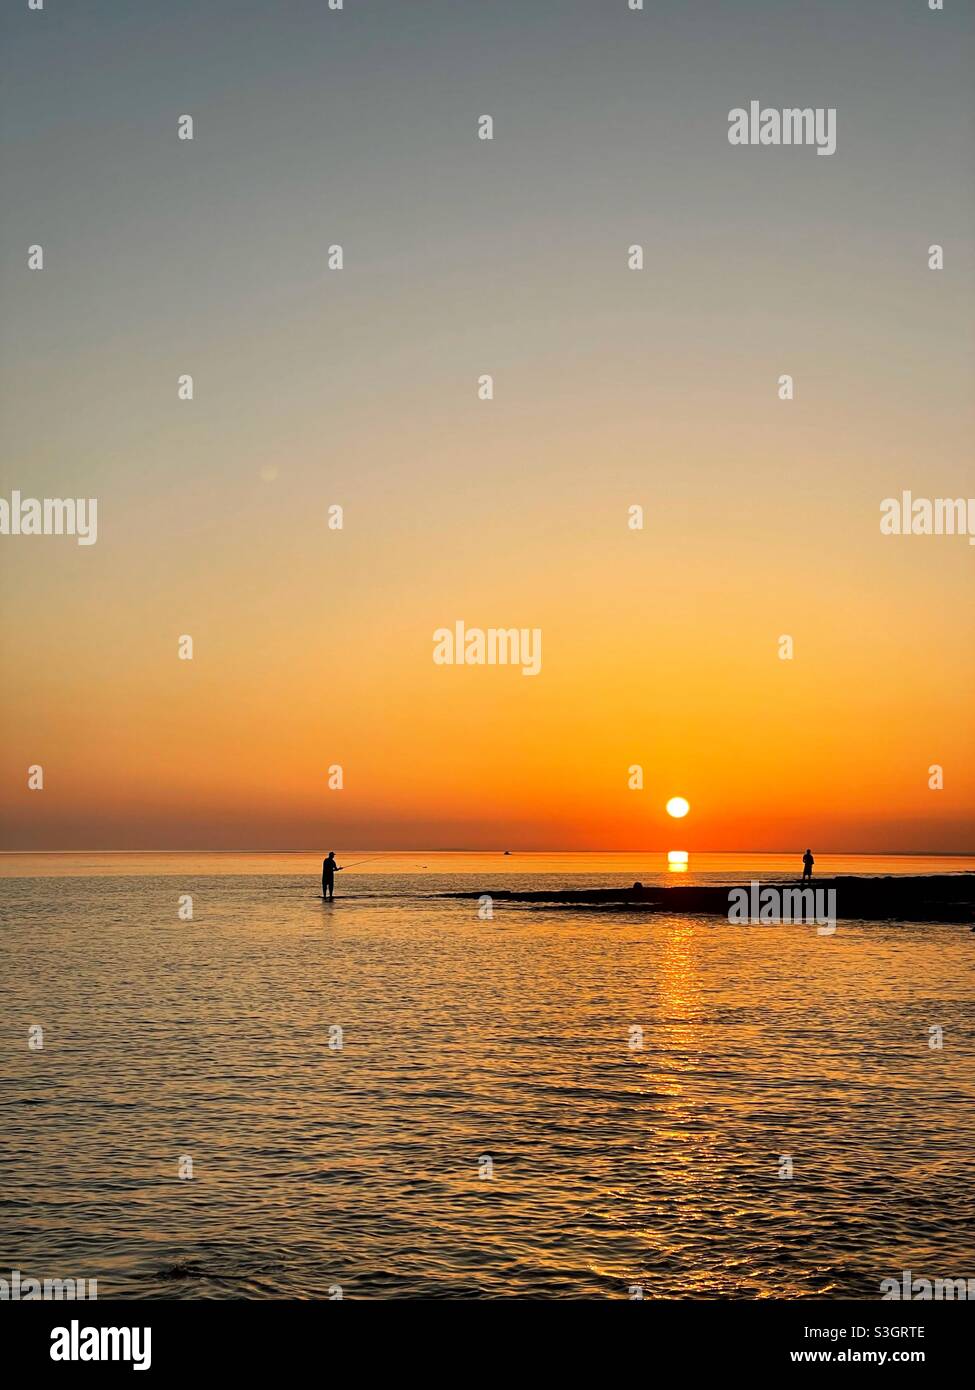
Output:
[442, 874, 975, 922]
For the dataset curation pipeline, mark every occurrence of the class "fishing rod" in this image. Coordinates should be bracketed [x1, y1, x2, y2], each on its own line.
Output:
[336, 854, 426, 870]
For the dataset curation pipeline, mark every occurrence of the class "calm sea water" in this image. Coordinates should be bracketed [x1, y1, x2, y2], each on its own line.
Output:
[2, 852, 973, 1299]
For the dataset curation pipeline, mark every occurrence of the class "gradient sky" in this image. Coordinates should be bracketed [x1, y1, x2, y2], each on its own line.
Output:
[1, 0, 973, 851]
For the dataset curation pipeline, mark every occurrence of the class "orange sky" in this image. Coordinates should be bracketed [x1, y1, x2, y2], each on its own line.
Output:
[2, 423, 973, 850]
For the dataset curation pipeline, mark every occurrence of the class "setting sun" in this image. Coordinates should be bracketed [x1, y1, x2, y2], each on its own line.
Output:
[666, 797, 690, 819]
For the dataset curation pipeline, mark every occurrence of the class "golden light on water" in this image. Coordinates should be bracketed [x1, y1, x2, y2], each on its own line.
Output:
[668, 850, 689, 864]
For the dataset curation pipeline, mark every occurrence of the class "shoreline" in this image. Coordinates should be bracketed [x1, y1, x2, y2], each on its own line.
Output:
[440, 874, 975, 923]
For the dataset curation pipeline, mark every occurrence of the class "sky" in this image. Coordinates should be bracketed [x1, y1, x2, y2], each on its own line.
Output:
[1, 0, 973, 852]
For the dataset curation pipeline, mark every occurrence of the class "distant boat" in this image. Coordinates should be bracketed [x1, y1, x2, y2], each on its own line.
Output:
[503, 849, 511, 855]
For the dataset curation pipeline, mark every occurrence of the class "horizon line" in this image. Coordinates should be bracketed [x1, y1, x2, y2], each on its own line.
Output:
[2, 848, 973, 858]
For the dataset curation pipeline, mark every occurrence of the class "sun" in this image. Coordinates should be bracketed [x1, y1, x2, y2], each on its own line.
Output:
[666, 796, 690, 819]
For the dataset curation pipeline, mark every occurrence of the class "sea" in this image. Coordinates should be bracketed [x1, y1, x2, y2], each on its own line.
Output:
[1, 851, 973, 1299]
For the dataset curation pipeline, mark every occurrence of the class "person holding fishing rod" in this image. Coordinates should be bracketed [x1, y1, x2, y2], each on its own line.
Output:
[321, 853, 429, 898]
[322, 851, 392, 897]
[322, 852, 343, 899]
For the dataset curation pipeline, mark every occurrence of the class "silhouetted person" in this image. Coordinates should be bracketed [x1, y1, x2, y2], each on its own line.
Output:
[322, 852, 343, 899]
[801, 848, 814, 883]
